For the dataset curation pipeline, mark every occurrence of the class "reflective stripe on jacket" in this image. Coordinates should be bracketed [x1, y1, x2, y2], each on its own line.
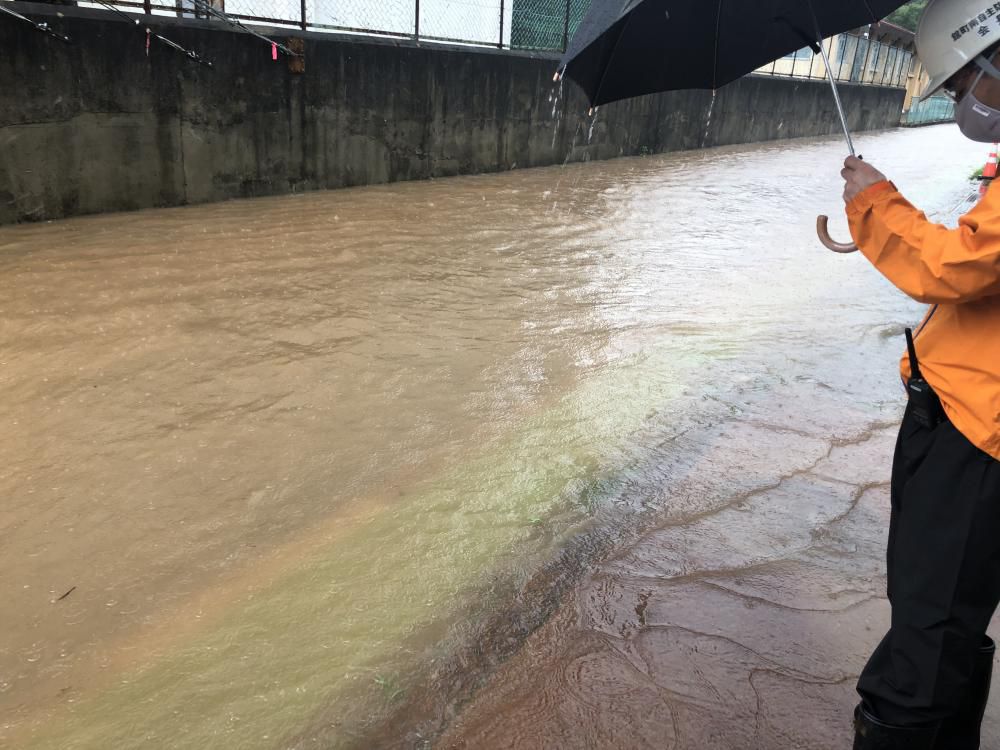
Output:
[847, 179, 1000, 461]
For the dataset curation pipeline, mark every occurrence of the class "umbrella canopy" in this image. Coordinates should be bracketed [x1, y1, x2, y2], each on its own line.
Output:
[560, 0, 911, 108]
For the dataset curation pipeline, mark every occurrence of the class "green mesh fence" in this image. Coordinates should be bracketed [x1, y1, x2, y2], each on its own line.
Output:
[510, 0, 592, 51]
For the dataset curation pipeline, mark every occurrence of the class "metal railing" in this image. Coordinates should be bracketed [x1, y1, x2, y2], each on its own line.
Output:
[902, 95, 955, 126]
[754, 33, 914, 89]
[11, 0, 913, 90]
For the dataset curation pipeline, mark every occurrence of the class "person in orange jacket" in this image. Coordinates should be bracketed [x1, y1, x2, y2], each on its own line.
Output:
[842, 2, 1000, 748]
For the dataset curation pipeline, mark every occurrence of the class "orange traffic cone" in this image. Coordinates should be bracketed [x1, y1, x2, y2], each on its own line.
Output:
[984, 145, 999, 179]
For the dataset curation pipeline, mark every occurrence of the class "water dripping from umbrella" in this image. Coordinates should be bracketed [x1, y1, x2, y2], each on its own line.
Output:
[701, 90, 717, 149]
[587, 107, 600, 144]
[551, 76, 565, 150]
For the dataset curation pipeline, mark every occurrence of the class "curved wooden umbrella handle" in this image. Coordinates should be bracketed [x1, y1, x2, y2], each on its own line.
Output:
[816, 215, 858, 254]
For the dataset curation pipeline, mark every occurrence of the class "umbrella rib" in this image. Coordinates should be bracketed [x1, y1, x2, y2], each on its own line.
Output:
[590, 10, 638, 108]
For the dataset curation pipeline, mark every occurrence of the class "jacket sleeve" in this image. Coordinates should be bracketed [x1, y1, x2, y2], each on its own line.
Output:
[846, 180, 1000, 304]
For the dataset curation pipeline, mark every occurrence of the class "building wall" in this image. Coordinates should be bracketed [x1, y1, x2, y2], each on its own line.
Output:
[904, 56, 930, 112]
[0, 4, 907, 225]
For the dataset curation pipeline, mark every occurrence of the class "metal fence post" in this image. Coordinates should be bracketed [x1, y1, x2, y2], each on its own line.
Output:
[300, 0, 306, 30]
[563, 0, 571, 52]
[813, 39, 826, 78]
[860, 38, 875, 84]
[415, 0, 420, 39]
[841, 36, 850, 80]
[498, 0, 504, 48]
[888, 48, 900, 86]
[856, 37, 868, 82]
[850, 34, 863, 82]
[880, 45, 892, 86]
[812, 38, 831, 79]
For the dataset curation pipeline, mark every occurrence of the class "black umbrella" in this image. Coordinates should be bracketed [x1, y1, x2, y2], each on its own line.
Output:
[557, 0, 910, 252]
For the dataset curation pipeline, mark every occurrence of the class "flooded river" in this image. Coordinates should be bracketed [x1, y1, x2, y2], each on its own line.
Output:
[0, 124, 985, 749]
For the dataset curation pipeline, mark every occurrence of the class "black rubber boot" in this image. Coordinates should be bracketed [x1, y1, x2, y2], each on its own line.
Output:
[853, 704, 939, 749]
[932, 636, 996, 750]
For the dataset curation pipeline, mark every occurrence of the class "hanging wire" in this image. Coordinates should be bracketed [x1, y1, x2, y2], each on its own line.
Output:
[89, 0, 212, 66]
[148, 27, 213, 65]
[0, 2, 72, 43]
[188, 0, 299, 57]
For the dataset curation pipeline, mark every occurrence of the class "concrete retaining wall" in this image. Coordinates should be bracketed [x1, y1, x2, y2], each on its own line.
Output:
[0, 4, 907, 224]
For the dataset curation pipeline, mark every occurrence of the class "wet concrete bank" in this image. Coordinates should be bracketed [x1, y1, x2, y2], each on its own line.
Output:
[0, 3, 905, 224]
[437, 419, 1000, 750]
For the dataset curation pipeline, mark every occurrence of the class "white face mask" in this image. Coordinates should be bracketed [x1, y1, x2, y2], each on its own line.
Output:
[956, 59, 1000, 142]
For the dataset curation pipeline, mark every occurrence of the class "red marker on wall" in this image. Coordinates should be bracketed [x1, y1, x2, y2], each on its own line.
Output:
[271, 42, 277, 60]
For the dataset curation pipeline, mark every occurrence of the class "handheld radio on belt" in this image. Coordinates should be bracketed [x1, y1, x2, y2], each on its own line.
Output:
[905, 328, 945, 429]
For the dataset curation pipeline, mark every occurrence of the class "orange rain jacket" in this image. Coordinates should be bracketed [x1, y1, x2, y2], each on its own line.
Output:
[847, 180, 1000, 462]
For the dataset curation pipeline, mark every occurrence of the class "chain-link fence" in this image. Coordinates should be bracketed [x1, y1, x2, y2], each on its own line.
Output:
[508, 0, 587, 51]
[16, 0, 915, 88]
[128, 0, 530, 47]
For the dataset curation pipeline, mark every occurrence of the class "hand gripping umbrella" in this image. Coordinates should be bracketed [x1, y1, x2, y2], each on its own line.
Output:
[557, 0, 912, 254]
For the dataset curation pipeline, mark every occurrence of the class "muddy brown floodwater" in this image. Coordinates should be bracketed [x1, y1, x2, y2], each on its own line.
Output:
[0, 124, 989, 749]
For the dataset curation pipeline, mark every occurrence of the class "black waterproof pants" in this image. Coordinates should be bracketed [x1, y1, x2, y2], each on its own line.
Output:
[857, 405, 1000, 725]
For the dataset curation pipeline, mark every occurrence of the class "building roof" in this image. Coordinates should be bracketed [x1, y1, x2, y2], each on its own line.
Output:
[868, 20, 916, 49]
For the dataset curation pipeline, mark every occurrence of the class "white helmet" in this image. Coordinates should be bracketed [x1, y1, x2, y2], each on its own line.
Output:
[916, 0, 1000, 99]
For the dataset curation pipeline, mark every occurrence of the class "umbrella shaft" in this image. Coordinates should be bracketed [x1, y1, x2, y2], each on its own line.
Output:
[817, 38, 856, 156]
